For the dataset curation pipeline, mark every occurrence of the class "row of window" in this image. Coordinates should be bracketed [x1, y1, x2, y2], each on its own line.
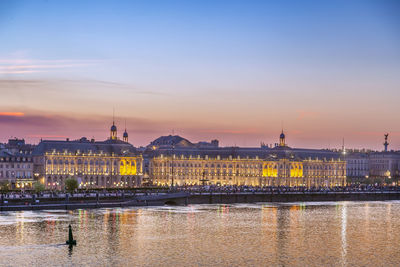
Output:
[152, 171, 342, 177]
[153, 162, 262, 168]
[0, 157, 32, 162]
[0, 171, 32, 178]
[47, 159, 120, 165]
[152, 164, 343, 170]
[0, 164, 32, 169]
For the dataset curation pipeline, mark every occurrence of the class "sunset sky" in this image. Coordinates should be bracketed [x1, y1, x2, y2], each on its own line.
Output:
[0, 0, 399, 150]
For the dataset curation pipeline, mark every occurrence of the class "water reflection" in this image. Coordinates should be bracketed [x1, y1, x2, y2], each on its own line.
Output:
[1, 202, 400, 266]
[68, 244, 74, 257]
[341, 203, 347, 266]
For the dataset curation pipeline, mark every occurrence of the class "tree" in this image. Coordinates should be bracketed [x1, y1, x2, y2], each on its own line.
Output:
[33, 182, 45, 194]
[0, 181, 10, 193]
[65, 178, 78, 193]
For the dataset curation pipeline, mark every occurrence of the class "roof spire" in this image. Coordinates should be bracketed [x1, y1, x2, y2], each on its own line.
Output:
[342, 137, 346, 155]
[113, 107, 115, 125]
[110, 108, 117, 140]
[123, 119, 128, 142]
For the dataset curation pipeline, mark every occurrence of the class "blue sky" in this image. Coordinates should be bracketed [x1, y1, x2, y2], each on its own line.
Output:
[0, 0, 399, 149]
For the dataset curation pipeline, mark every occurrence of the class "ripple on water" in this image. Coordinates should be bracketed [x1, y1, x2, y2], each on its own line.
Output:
[0, 201, 400, 266]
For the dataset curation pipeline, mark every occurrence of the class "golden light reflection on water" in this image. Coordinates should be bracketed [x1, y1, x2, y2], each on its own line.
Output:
[341, 203, 347, 267]
[1, 202, 400, 266]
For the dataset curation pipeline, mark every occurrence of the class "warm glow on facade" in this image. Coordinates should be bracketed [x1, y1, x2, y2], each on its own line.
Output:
[119, 158, 137, 176]
[38, 152, 143, 189]
[150, 155, 346, 187]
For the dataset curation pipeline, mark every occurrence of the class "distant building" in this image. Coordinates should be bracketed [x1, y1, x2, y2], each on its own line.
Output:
[148, 135, 194, 149]
[32, 123, 143, 190]
[148, 132, 346, 188]
[346, 152, 369, 180]
[368, 152, 400, 179]
[0, 139, 35, 188]
[148, 135, 219, 149]
[366, 134, 400, 180]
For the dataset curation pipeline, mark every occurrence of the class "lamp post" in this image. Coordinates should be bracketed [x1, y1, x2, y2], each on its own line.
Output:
[171, 145, 175, 188]
[200, 170, 209, 186]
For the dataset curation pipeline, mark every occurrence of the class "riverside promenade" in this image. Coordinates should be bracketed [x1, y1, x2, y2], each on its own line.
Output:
[2, 191, 400, 211]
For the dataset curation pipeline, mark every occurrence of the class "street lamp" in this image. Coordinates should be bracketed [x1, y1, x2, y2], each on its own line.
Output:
[170, 145, 175, 188]
[200, 170, 209, 186]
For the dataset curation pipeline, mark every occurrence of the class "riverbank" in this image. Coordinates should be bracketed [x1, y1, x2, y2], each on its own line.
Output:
[2, 191, 400, 211]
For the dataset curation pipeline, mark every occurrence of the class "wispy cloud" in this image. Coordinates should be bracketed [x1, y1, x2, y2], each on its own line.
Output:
[0, 70, 44, 74]
[0, 58, 101, 74]
[0, 77, 170, 97]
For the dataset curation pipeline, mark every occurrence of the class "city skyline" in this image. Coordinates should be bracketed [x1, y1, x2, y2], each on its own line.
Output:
[1, 0, 399, 150]
[0, 117, 394, 152]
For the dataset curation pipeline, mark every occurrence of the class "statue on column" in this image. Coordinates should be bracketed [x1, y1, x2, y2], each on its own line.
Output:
[384, 133, 389, 152]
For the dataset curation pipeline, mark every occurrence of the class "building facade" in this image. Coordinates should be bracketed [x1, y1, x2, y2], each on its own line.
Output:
[148, 133, 346, 188]
[368, 152, 400, 179]
[346, 152, 369, 180]
[0, 139, 35, 189]
[33, 124, 143, 190]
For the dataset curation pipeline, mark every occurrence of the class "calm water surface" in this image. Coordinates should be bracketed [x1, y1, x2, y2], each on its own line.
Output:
[0, 201, 399, 266]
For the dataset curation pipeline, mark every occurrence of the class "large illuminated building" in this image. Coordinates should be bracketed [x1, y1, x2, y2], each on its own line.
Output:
[148, 131, 346, 187]
[32, 122, 143, 189]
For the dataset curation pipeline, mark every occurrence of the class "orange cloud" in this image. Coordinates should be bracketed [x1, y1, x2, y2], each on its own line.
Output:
[0, 112, 24, 117]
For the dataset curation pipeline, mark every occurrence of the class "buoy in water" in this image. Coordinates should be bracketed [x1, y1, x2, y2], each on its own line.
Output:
[66, 224, 77, 246]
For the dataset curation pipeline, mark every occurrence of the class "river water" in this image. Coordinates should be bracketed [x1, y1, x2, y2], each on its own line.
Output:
[0, 201, 399, 266]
